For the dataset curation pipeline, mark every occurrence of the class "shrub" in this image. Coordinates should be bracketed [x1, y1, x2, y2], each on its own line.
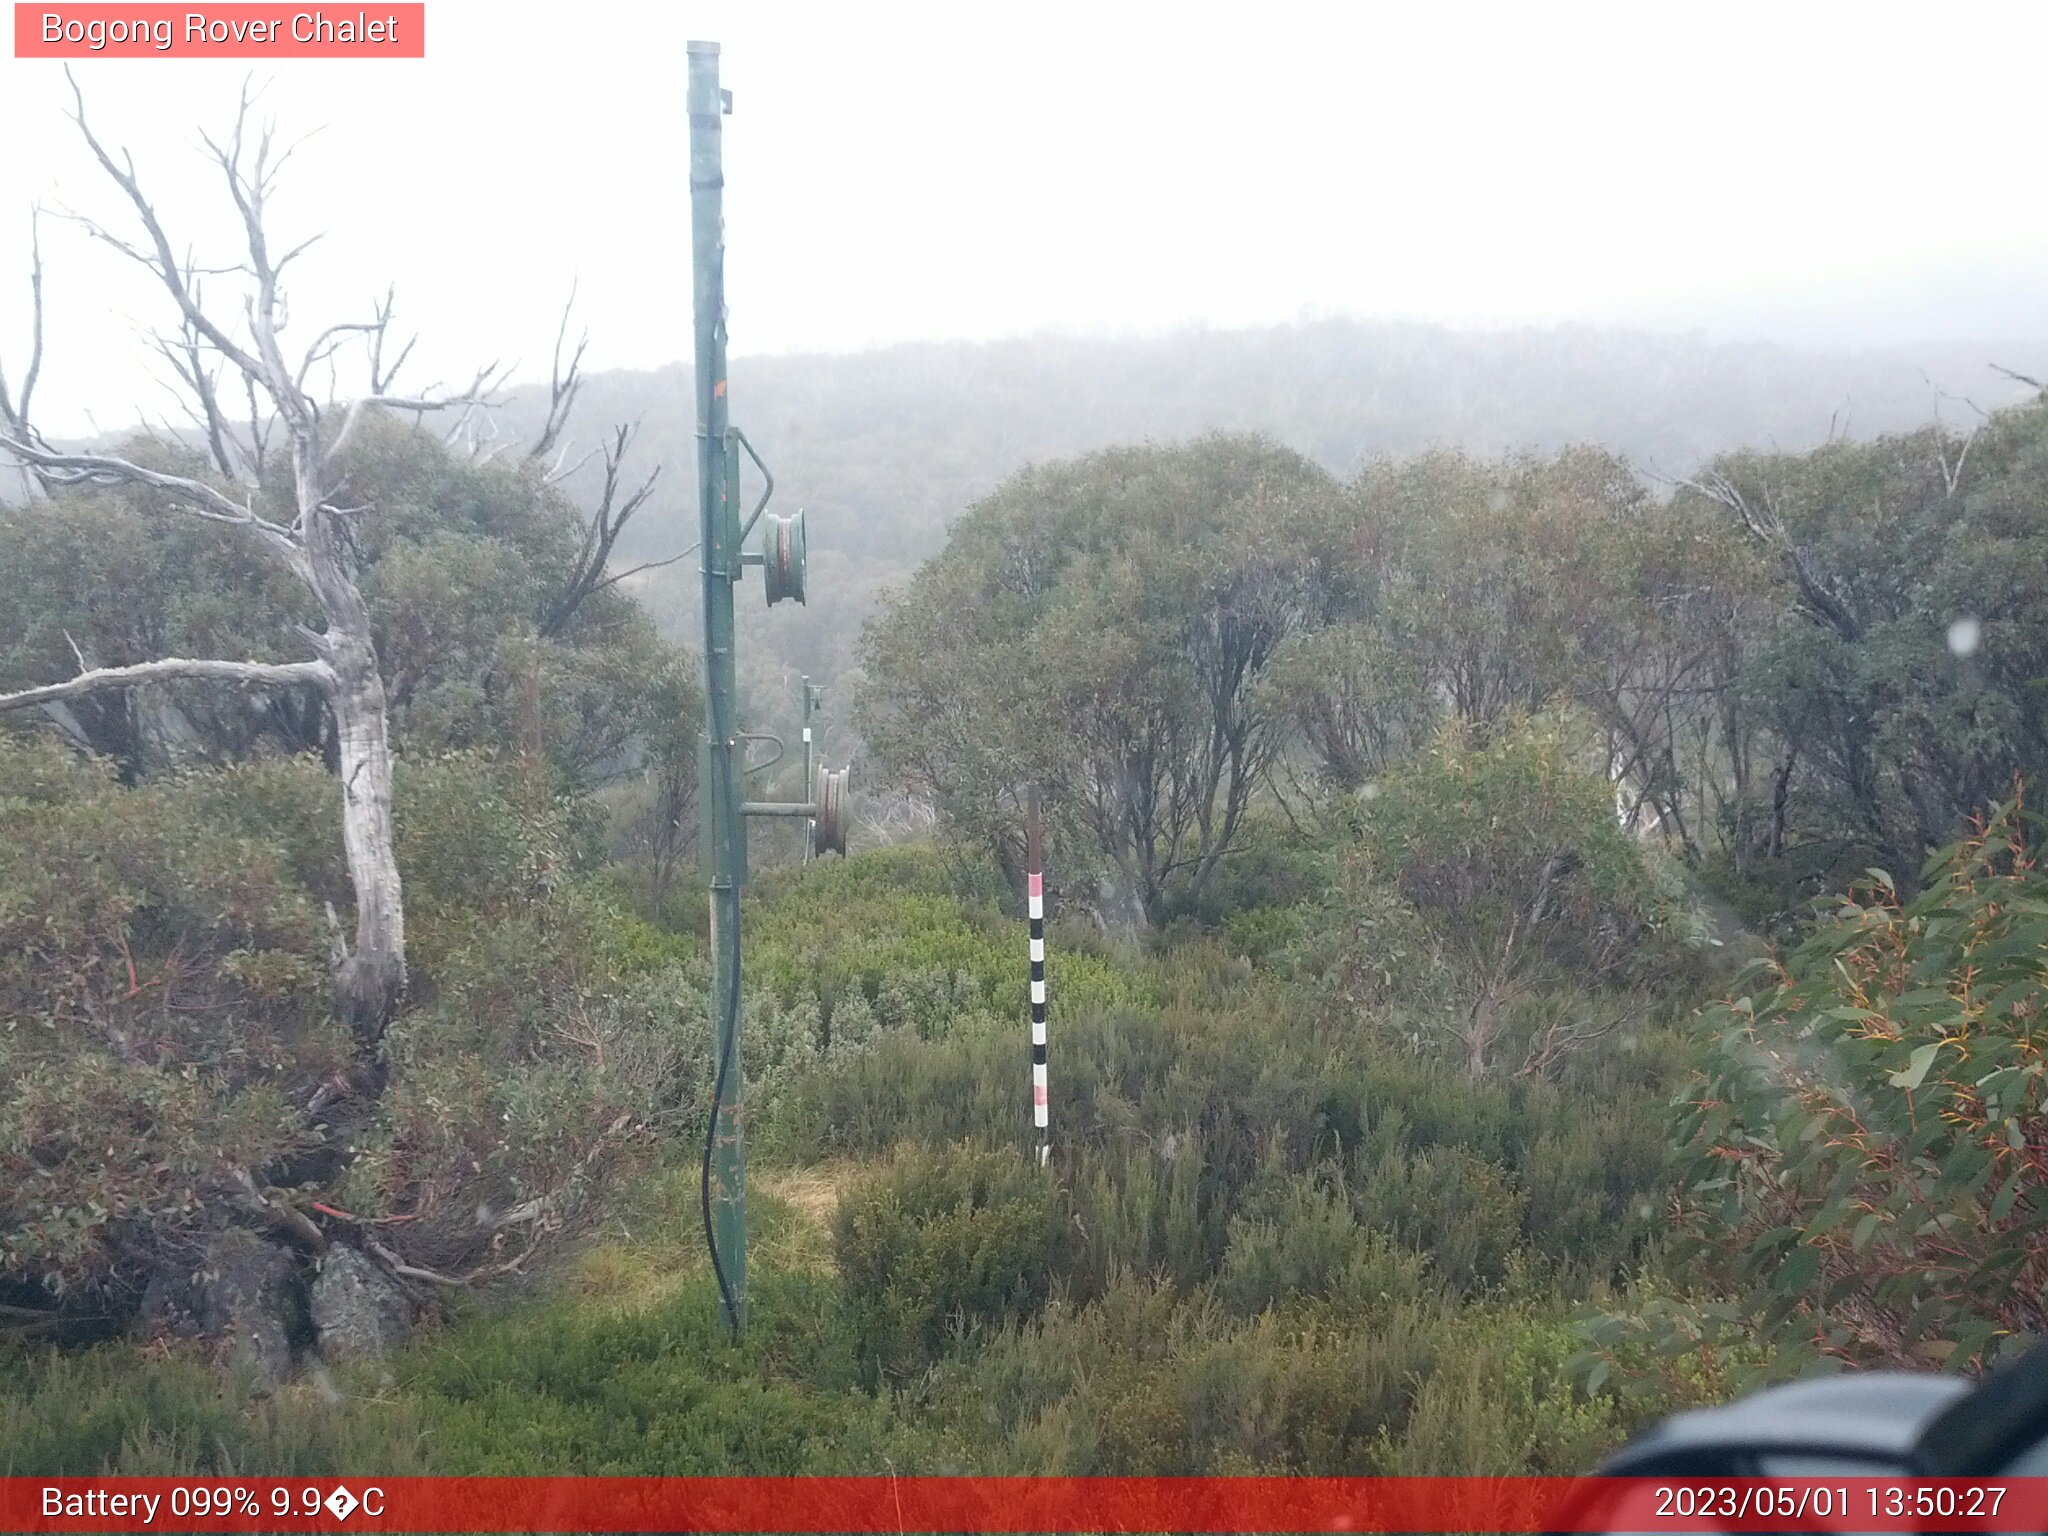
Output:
[1378, 1307, 1626, 1474]
[1350, 1144, 1526, 1293]
[0, 737, 344, 1308]
[834, 1143, 1074, 1383]
[949, 1272, 1451, 1474]
[0, 735, 690, 1314]
[1214, 1178, 1433, 1317]
[1315, 714, 1674, 1077]
[1663, 802, 2048, 1374]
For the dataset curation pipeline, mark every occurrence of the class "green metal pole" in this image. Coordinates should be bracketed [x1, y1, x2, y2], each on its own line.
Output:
[689, 38, 746, 1335]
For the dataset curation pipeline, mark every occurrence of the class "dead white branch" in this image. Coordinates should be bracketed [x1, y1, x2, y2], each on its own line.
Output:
[0, 207, 44, 444]
[326, 359, 505, 470]
[0, 656, 331, 712]
[0, 433, 302, 552]
[0, 75, 468, 1046]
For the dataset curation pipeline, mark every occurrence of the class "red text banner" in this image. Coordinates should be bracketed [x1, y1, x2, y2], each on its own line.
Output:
[6, 1476, 2048, 1533]
[15, 5, 425, 58]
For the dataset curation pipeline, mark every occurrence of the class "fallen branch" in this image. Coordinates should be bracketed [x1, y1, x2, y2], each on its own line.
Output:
[362, 1228, 549, 1290]
[228, 1166, 328, 1254]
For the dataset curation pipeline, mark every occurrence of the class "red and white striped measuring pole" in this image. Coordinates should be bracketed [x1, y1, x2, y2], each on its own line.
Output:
[1026, 783, 1049, 1166]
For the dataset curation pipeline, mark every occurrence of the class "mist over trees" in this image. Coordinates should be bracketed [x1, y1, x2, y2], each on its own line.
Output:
[859, 398, 2048, 948]
[471, 319, 2046, 762]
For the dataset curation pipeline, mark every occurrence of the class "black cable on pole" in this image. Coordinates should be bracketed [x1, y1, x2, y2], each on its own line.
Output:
[699, 937, 740, 1326]
[700, 747, 742, 1328]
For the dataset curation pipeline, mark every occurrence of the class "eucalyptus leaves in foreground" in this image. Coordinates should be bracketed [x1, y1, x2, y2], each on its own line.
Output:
[1666, 798, 2048, 1375]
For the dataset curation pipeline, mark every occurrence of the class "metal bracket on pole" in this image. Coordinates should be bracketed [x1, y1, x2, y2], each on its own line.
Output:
[733, 428, 776, 545]
[737, 731, 785, 777]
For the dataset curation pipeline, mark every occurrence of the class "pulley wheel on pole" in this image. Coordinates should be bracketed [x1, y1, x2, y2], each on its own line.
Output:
[813, 764, 850, 856]
[762, 510, 807, 606]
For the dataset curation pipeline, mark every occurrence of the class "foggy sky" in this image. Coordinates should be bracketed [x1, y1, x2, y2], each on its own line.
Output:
[2, 0, 2045, 436]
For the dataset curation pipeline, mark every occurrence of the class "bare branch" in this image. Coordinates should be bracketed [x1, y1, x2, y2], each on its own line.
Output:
[362, 1230, 546, 1290]
[152, 317, 241, 481]
[19, 209, 42, 428]
[541, 440, 601, 487]
[0, 207, 45, 445]
[196, 83, 317, 437]
[526, 282, 587, 466]
[229, 1166, 327, 1254]
[0, 433, 300, 553]
[0, 655, 332, 713]
[365, 287, 416, 395]
[296, 319, 380, 393]
[450, 406, 503, 462]
[326, 360, 505, 471]
[244, 370, 273, 481]
[1991, 362, 2048, 396]
[586, 544, 696, 596]
[1680, 470, 1861, 643]
[540, 422, 666, 636]
[61, 66, 271, 390]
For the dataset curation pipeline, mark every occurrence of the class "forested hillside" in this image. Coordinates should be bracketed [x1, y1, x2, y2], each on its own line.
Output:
[492, 320, 2046, 751]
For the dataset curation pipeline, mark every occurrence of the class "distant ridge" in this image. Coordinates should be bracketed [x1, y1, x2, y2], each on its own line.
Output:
[493, 317, 2047, 569]
[18, 316, 2043, 703]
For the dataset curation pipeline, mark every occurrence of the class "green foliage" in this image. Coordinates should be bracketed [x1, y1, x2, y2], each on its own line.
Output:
[835, 1143, 1074, 1383]
[1663, 802, 2048, 1374]
[1214, 1178, 1434, 1318]
[1305, 715, 1679, 1077]
[1, 801, 1694, 1475]
[1376, 1305, 1634, 1475]
[0, 1342, 436, 1476]
[0, 733, 693, 1311]
[337, 756, 699, 1278]
[1353, 715, 1660, 963]
[946, 1272, 1434, 1474]
[1351, 1144, 1527, 1293]
[0, 417, 699, 798]
[25, 389, 2048, 1479]
[0, 440, 318, 776]
[0, 1257, 939, 1475]
[859, 435, 1333, 924]
[1679, 408, 2048, 896]
[943, 1268, 1639, 1476]
[0, 735, 344, 1305]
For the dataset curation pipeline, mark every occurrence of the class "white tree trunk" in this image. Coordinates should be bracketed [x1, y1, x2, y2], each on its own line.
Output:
[299, 463, 406, 1043]
[330, 647, 405, 1040]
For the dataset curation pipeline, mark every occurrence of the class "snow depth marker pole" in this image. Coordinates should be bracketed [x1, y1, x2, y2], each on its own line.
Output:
[1027, 783, 1049, 1166]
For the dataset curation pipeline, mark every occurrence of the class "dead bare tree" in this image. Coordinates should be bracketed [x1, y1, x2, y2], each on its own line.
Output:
[507, 290, 696, 641]
[0, 75, 499, 1049]
[540, 421, 688, 636]
[524, 281, 589, 476]
[1681, 469, 1863, 644]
